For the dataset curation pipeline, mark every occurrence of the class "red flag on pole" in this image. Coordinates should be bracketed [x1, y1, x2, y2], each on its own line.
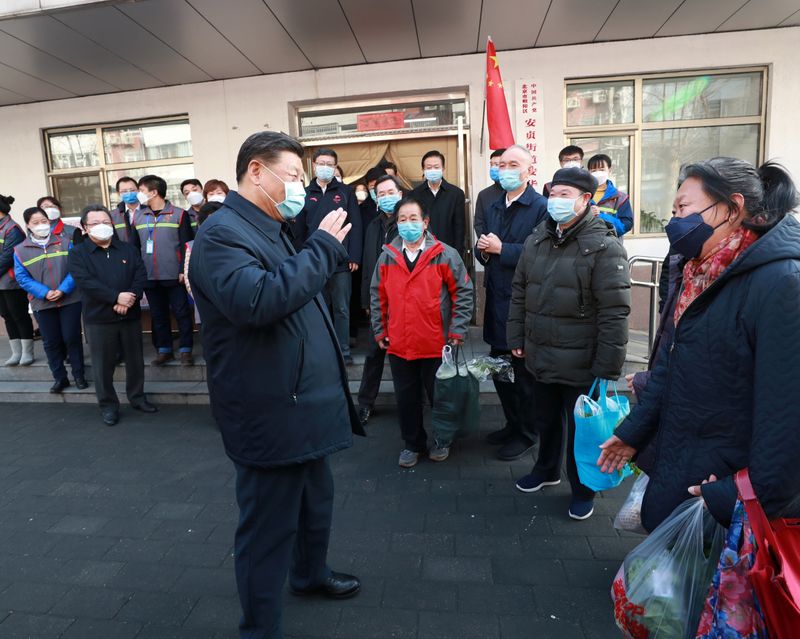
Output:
[485, 37, 514, 150]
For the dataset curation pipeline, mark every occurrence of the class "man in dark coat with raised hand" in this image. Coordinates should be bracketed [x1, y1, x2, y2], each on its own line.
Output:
[188, 131, 364, 639]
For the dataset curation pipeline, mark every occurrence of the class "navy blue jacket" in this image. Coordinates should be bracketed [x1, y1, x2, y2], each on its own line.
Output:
[187, 191, 365, 469]
[295, 178, 362, 273]
[476, 185, 548, 350]
[616, 215, 800, 530]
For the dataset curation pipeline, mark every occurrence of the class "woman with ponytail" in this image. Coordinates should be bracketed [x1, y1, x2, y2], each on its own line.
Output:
[599, 157, 800, 531]
[0, 194, 35, 366]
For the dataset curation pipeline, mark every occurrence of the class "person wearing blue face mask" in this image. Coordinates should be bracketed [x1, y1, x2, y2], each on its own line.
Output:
[507, 166, 630, 522]
[473, 148, 506, 239]
[112, 176, 139, 243]
[370, 195, 473, 468]
[476, 145, 548, 462]
[187, 131, 365, 638]
[356, 174, 402, 425]
[294, 148, 362, 365]
[410, 150, 467, 258]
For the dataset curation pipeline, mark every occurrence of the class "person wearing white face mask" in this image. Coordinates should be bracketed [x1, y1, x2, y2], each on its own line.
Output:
[181, 178, 205, 230]
[187, 131, 364, 637]
[202, 178, 230, 205]
[36, 195, 81, 244]
[507, 166, 631, 522]
[68, 205, 154, 426]
[293, 148, 362, 365]
[410, 150, 467, 258]
[14, 206, 86, 393]
[542, 145, 584, 198]
[587, 153, 633, 236]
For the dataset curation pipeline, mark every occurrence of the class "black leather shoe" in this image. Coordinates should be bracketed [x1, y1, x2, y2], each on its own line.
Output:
[50, 378, 70, 394]
[486, 425, 514, 445]
[132, 401, 158, 413]
[357, 405, 371, 426]
[291, 571, 360, 600]
[497, 436, 535, 461]
[102, 410, 119, 426]
[74, 377, 89, 390]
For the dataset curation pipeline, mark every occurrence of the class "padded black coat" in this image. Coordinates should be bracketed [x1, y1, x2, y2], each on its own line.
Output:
[616, 214, 800, 530]
[507, 212, 631, 386]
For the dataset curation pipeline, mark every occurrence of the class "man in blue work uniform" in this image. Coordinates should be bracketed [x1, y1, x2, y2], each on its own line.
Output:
[188, 131, 363, 639]
[294, 148, 362, 365]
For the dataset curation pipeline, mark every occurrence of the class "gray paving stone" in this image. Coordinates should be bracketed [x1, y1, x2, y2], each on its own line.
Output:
[170, 566, 237, 597]
[182, 595, 242, 630]
[422, 556, 493, 583]
[390, 532, 455, 556]
[116, 591, 197, 625]
[382, 579, 457, 611]
[46, 534, 117, 560]
[455, 533, 524, 557]
[419, 611, 500, 639]
[0, 581, 70, 614]
[491, 557, 568, 586]
[146, 501, 205, 520]
[458, 583, 537, 615]
[499, 614, 586, 639]
[48, 515, 109, 535]
[334, 607, 417, 639]
[59, 618, 142, 639]
[162, 542, 232, 568]
[0, 612, 75, 638]
[53, 558, 125, 587]
[103, 538, 174, 563]
[107, 562, 185, 593]
[49, 586, 132, 620]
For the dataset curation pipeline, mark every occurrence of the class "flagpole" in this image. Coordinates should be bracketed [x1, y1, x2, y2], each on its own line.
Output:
[480, 35, 490, 155]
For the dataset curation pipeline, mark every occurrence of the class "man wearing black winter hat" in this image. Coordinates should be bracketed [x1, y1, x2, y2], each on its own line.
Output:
[506, 167, 631, 521]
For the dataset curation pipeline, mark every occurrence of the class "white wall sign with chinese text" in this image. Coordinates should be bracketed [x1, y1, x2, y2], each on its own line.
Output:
[514, 79, 544, 189]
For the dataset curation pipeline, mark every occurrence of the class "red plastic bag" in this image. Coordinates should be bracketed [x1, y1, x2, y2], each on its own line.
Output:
[735, 469, 800, 639]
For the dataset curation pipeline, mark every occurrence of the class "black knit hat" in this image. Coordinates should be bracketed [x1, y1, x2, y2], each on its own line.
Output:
[0, 194, 14, 214]
[551, 167, 597, 195]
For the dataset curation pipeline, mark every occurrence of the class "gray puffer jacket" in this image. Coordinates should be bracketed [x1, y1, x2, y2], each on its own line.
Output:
[507, 212, 631, 386]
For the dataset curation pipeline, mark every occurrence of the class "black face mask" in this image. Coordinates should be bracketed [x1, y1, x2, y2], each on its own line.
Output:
[664, 202, 727, 259]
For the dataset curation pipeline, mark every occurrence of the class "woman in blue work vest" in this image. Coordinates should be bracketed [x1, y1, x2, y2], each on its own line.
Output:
[13, 207, 87, 393]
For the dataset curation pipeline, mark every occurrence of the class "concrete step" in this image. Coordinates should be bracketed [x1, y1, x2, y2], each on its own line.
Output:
[0, 380, 502, 405]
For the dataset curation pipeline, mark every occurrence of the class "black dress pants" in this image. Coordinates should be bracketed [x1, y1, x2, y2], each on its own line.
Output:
[490, 348, 537, 444]
[144, 281, 193, 353]
[85, 319, 145, 411]
[356, 331, 386, 409]
[35, 303, 85, 383]
[529, 378, 595, 501]
[388, 354, 438, 452]
[0, 288, 33, 339]
[234, 457, 334, 639]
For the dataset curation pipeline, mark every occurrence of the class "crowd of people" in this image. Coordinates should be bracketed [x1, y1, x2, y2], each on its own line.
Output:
[2, 127, 800, 637]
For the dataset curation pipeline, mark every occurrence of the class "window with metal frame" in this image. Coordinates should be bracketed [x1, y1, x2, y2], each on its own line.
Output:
[44, 117, 195, 216]
[564, 68, 767, 235]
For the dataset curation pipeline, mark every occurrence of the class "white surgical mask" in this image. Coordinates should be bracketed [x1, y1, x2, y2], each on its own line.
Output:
[88, 223, 114, 241]
[207, 194, 226, 204]
[591, 170, 609, 186]
[355, 190, 367, 203]
[561, 160, 581, 169]
[186, 191, 204, 206]
[31, 223, 51, 238]
[43, 207, 60, 220]
[137, 192, 151, 206]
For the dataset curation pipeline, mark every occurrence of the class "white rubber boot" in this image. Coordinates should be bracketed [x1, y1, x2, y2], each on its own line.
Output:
[19, 339, 34, 366]
[4, 339, 21, 366]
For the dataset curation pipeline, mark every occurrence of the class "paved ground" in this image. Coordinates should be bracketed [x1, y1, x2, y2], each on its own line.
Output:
[0, 401, 640, 638]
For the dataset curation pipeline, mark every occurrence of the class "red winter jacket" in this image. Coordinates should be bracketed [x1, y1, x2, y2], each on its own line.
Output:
[369, 233, 473, 361]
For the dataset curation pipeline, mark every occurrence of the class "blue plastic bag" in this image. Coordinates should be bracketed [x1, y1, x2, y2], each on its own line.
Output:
[573, 378, 632, 491]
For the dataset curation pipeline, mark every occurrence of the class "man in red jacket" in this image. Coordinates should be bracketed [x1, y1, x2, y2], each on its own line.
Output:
[370, 195, 473, 467]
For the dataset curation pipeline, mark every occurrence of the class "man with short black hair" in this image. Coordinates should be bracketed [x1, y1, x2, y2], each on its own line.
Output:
[473, 148, 506, 238]
[356, 173, 401, 425]
[132, 174, 195, 366]
[180, 178, 204, 230]
[295, 148, 362, 364]
[542, 145, 584, 197]
[69, 204, 155, 426]
[587, 153, 633, 236]
[113, 176, 138, 242]
[377, 159, 398, 177]
[188, 130, 363, 638]
[410, 150, 466, 257]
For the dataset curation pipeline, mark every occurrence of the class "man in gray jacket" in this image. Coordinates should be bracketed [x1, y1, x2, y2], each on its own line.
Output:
[507, 167, 630, 521]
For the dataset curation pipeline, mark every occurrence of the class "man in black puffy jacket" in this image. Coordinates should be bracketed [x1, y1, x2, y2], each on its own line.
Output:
[507, 167, 630, 521]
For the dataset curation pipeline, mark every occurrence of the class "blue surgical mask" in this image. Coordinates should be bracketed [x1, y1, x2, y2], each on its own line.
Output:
[121, 192, 139, 206]
[489, 166, 500, 182]
[547, 197, 580, 224]
[377, 193, 401, 214]
[315, 165, 335, 182]
[499, 169, 524, 192]
[369, 188, 377, 201]
[398, 221, 424, 243]
[665, 202, 722, 259]
[424, 169, 443, 184]
[258, 163, 306, 220]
